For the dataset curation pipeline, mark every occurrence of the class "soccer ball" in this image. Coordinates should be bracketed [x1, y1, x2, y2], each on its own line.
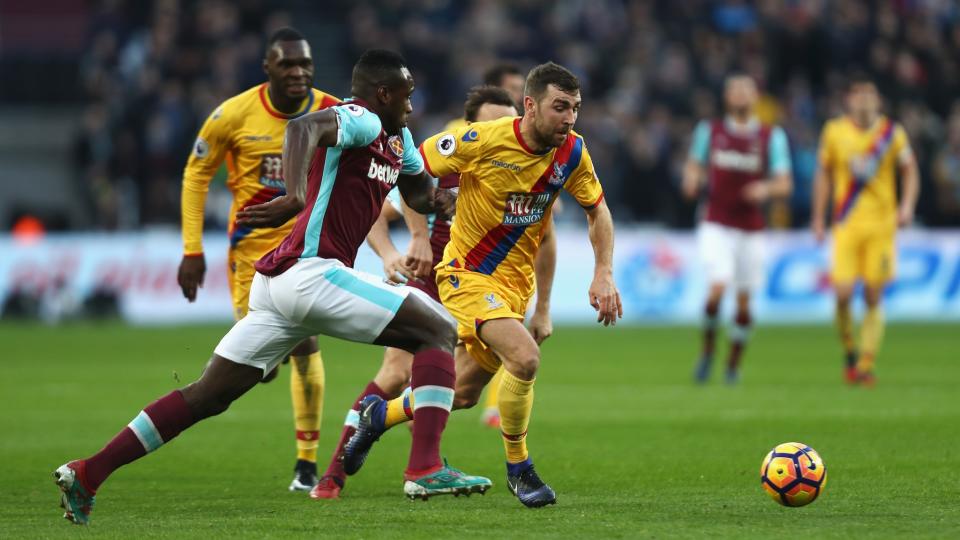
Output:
[760, 442, 827, 507]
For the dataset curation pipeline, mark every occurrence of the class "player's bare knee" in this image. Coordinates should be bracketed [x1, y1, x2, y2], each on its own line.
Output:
[507, 351, 540, 381]
[423, 313, 457, 353]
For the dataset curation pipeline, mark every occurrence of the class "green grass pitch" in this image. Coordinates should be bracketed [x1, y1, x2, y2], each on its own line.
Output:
[0, 322, 957, 539]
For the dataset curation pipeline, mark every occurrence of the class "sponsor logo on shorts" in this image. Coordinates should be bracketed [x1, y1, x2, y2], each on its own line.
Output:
[367, 158, 400, 186]
[503, 192, 551, 225]
[485, 292, 503, 310]
[449, 275, 460, 288]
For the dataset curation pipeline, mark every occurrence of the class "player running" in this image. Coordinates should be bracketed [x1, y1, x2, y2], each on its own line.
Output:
[812, 74, 919, 386]
[311, 86, 553, 500]
[343, 62, 621, 508]
[177, 27, 338, 492]
[54, 49, 490, 525]
[683, 74, 793, 385]
[440, 63, 528, 428]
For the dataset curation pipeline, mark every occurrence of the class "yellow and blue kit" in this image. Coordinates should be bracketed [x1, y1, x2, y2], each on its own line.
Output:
[419, 116, 604, 372]
[818, 115, 912, 287]
[181, 83, 338, 318]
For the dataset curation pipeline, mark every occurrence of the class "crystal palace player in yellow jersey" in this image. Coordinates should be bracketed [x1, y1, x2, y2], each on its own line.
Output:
[344, 62, 622, 508]
[812, 74, 919, 386]
[177, 28, 338, 491]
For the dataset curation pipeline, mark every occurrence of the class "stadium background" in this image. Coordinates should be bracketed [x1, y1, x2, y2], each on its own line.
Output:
[1, 2, 959, 538]
[1, 0, 959, 323]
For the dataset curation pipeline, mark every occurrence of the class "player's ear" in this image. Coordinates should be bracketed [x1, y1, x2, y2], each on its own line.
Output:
[523, 95, 536, 116]
[262, 58, 270, 77]
[376, 85, 391, 106]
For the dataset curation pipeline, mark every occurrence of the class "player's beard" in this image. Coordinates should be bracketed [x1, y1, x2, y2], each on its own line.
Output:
[534, 117, 567, 150]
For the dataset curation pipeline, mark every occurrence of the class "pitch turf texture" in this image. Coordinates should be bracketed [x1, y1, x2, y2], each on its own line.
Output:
[1, 323, 957, 539]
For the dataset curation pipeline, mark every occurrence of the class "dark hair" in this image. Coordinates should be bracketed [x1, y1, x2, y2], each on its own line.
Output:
[847, 71, 876, 91]
[267, 27, 305, 49]
[352, 49, 408, 89]
[524, 62, 580, 100]
[463, 86, 515, 122]
[483, 63, 523, 87]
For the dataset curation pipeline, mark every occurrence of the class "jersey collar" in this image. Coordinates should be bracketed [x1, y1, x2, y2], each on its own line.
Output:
[724, 115, 759, 134]
[513, 118, 551, 155]
[259, 83, 315, 119]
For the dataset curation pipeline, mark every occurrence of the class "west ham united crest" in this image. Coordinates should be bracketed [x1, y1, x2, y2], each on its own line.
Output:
[387, 135, 404, 157]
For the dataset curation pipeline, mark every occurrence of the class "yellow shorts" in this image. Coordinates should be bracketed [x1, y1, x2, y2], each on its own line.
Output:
[831, 223, 896, 288]
[227, 237, 280, 320]
[436, 265, 531, 374]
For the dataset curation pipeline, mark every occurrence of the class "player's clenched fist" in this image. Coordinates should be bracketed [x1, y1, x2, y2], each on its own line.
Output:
[588, 270, 623, 326]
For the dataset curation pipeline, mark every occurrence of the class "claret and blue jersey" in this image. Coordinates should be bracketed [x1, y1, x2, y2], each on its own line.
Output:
[256, 100, 424, 276]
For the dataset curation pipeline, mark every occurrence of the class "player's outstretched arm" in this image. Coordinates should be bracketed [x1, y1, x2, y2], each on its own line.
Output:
[529, 215, 557, 344]
[236, 110, 339, 228]
[584, 200, 622, 326]
[367, 202, 415, 283]
[397, 171, 456, 217]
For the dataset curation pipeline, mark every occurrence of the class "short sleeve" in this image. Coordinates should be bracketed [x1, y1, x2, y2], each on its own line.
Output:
[892, 123, 914, 165]
[400, 127, 424, 175]
[688, 120, 712, 164]
[419, 123, 485, 178]
[817, 121, 834, 167]
[333, 104, 382, 149]
[564, 139, 604, 209]
[385, 187, 404, 214]
[767, 126, 792, 175]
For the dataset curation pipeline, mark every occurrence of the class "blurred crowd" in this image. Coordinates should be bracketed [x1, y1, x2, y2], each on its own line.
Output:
[69, 0, 960, 230]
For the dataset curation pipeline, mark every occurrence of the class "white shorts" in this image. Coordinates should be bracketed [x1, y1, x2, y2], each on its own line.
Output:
[214, 257, 438, 376]
[698, 222, 765, 291]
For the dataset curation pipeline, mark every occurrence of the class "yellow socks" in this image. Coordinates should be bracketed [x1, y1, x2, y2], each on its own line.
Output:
[858, 307, 885, 373]
[385, 387, 414, 428]
[835, 302, 855, 357]
[499, 370, 535, 463]
[484, 367, 503, 411]
[290, 352, 324, 462]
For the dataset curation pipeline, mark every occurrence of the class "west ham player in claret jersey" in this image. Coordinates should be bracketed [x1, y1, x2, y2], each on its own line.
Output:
[177, 27, 339, 492]
[311, 85, 542, 500]
[53, 50, 490, 525]
[682, 74, 793, 385]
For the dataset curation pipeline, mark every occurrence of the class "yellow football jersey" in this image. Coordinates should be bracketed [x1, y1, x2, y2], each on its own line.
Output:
[420, 116, 604, 297]
[442, 117, 469, 133]
[181, 84, 339, 255]
[818, 115, 912, 228]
